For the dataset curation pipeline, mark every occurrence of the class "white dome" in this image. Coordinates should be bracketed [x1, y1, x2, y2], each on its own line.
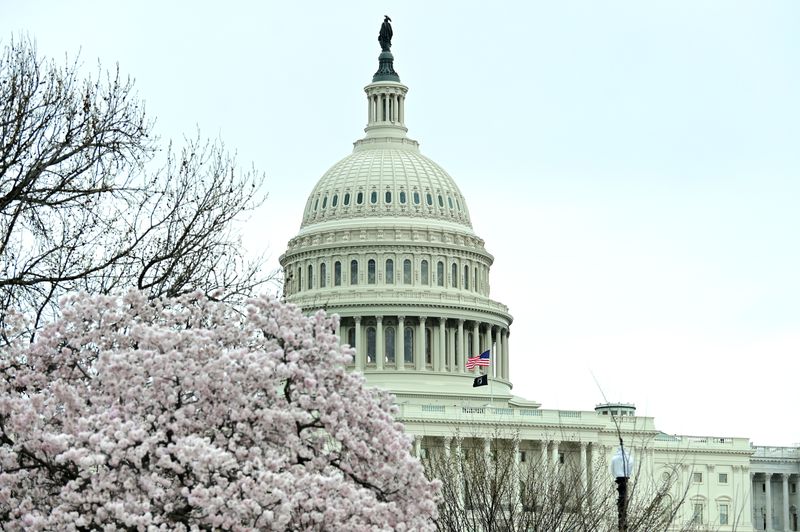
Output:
[300, 141, 472, 229]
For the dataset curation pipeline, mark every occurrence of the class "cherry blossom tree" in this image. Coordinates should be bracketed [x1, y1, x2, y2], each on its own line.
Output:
[0, 290, 439, 530]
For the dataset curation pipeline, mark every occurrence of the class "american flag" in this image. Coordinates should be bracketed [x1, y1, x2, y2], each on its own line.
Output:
[466, 350, 491, 370]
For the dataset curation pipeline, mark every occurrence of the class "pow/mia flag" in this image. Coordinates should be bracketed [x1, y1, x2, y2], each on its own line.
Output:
[472, 374, 488, 387]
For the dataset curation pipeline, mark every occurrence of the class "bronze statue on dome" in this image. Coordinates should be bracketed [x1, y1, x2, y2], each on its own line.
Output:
[378, 16, 393, 51]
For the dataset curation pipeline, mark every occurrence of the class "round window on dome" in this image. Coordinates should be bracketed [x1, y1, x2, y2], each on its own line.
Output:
[322, 196, 327, 209]
[357, 192, 364, 205]
[413, 192, 420, 205]
[399, 191, 407, 204]
[385, 191, 392, 203]
[344, 192, 351, 206]
[438, 195, 444, 208]
[426, 193, 433, 206]
[370, 191, 377, 204]
[332, 194, 338, 207]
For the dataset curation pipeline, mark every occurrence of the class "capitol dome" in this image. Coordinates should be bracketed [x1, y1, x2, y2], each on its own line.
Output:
[300, 143, 473, 230]
[280, 27, 513, 399]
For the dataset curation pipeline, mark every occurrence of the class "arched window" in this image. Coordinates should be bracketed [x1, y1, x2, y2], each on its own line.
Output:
[366, 327, 376, 364]
[403, 259, 412, 284]
[426, 193, 433, 206]
[347, 327, 356, 348]
[421, 260, 429, 285]
[334, 261, 342, 286]
[385, 259, 394, 284]
[474, 267, 478, 291]
[385, 326, 396, 364]
[344, 192, 351, 206]
[314, 198, 319, 211]
[437, 261, 444, 287]
[399, 191, 406, 204]
[413, 191, 420, 204]
[307, 264, 313, 290]
[438, 195, 444, 207]
[370, 191, 378, 204]
[332, 194, 338, 207]
[385, 191, 392, 203]
[404, 326, 414, 364]
[368, 259, 376, 284]
[425, 328, 432, 365]
[322, 196, 327, 209]
[448, 196, 453, 209]
[350, 259, 358, 285]
[297, 267, 302, 292]
[467, 332, 473, 357]
[451, 263, 458, 288]
[464, 265, 469, 290]
[356, 191, 364, 204]
[320, 263, 327, 288]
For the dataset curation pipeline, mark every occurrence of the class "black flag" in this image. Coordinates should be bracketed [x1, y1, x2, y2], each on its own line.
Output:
[472, 374, 488, 387]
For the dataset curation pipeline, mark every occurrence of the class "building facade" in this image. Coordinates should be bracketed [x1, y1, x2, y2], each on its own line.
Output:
[279, 24, 798, 531]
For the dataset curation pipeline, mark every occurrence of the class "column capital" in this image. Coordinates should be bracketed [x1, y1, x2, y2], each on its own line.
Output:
[398, 315, 405, 321]
[458, 318, 465, 325]
[376, 315, 383, 323]
[439, 316, 446, 324]
[354, 316, 362, 324]
[419, 316, 427, 323]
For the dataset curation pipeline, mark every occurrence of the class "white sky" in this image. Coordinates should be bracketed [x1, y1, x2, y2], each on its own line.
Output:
[4, 1, 798, 446]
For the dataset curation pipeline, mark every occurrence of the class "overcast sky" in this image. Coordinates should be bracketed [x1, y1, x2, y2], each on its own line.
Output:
[4, 1, 798, 446]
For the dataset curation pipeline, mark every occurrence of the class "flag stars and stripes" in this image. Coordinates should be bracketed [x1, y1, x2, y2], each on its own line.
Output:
[465, 350, 490, 370]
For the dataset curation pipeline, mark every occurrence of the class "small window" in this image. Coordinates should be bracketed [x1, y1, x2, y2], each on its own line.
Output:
[437, 261, 444, 287]
[334, 261, 342, 286]
[385, 191, 392, 203]
[320, 263, 327, 288]
[448, 196, 453, 209]
[332, 194, 338, 207]
[719, 503, 728, 525]
[385, 326, 396, 363]
[463, 265, 469, 289]
[399, 191, 406, 204]
[404, 327, 414, 363]
[425, 328, 432, 364]
[370, 191, 377, 204]
[519, 451, 526, 463]
[413, 191, 420, 204]
[297, 267, 302, 292]
[307, 264, 313, 290]
[438, 195, 444, 207]
[421, 260, 429, 285]
[350, 260, 358, 285]
[368, 259, 376, 284]
[451, 263, 458, 288]
[792, 483, 797, 494]
[357, 191, 364, 204]
[718, 473, 728, 484]
[474, 267, 478, 291]
[344, 192, 351, 206]
[385, 259, 394, 284]
[558, 452, 565, 465]
[322, 196, 327, 209]
[403, 259, 412, 284]
[426, 193, 433, 206]
[347, 327, 356, 348]
[456, 198, 461, 210]
[314, 198, 319, 211]
[693, 473, 703, 483]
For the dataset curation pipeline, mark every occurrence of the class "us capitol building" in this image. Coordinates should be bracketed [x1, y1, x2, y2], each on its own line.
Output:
[279, 20, 799, 531]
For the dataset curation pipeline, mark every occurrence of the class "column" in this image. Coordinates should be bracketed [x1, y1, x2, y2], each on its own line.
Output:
[376, 316, 384, 370]
[513, 439, 521, 504]
[383, 94, 388, 122]
[438, 318, 446, 372]
[551, 440, 560, 466]
[448, 327, 456, 372]
[443, 436, 451, 459]
[354, 316, 363, 370]
[502, 329, 510, 380]
[580, 442, 588, 492]
[782, 474, 789, 532]
[457, 319, 465, 373]
[766, 473, 772, 531]
[396, 316, 405, 371]
[471, 322, 479, 373]
[496, 328, 504, 380]
[416, 316, 426, 371]
[414, 436, 422, 458]
[540, 440, 548, 467]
